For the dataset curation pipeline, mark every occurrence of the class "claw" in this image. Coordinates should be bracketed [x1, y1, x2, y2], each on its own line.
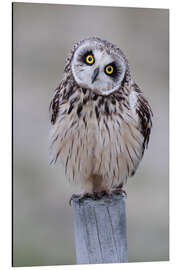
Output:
[69, 193, 92, 206]
[69, 194, 81, 206]
[94, 192, 103, 199]
[79, 193, 92, 203]
[112, 188, 127, 198]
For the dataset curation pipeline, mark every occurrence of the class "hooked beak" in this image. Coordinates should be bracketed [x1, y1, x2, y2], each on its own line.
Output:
[91, 67, 99, 83]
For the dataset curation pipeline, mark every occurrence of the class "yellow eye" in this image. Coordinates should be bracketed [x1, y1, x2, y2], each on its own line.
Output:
[86, 54, 94, 65]
[105, 65, 114, 75]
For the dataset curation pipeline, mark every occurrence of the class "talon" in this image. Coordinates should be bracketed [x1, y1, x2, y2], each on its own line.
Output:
[100, 191, 107, 197]
[88, 192, 96, 200]
[79, 193, 91, 203]
[69, 194, 80, 206]
[95, 192, 104, 199]
[112, 188, 127, 198]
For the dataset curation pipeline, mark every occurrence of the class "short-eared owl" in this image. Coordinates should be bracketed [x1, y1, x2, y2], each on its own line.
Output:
[49, 37, 152, 198]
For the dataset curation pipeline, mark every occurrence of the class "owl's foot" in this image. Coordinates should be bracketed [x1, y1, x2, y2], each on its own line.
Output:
[92, 191, 113, 200]
[78, 192, 103, 202]
[79, 191, 113, 201]
[112, 188, 127, 198]
[69, 193, 95, 205]
[69, 191, 112, 205]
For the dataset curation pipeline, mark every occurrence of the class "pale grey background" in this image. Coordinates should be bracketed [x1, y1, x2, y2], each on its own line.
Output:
[13, 3, 169, 266]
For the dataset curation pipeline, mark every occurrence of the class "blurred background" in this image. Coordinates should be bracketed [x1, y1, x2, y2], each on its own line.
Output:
[13, 3, 169, 267]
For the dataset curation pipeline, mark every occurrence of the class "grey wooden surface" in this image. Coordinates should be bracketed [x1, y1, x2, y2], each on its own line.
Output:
[72, 193, 128, 264]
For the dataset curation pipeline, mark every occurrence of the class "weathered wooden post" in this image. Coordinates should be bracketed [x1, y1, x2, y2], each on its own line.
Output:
[72, 193, 128, 264]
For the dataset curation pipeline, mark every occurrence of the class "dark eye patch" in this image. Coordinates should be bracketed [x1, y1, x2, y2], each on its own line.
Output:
[79, 50, 95, 64]
[104, 61, 120, 80]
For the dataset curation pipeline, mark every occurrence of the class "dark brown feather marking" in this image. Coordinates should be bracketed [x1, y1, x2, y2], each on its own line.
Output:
[83, 96, 89, 105]
[126, 160, 130, 175]
[77, 103, 83, 117]
[95, 106, 99, 120]
[111, 96, 116, 105]
[70, 120, 77, 128]
[116, 119, 121, 127]
[104, 101, 110, 115]
[68, 103, 74, 114]
[113, 169, 116, 178]
[116, 155, 120, 172]
[50, 88, 60, 124]
[65, 156, 69, 174]
[98, 97, 104, 107]
[92, 93, 98, 100]
[82, 88, 87, 95]
[83, 115, 87, 128]
[72, 167, 75, 180]
[123, 102, 130, 110]
[136, 90, 153, 153]
[70, 96, 79, 105]
[55, 145, 63, 163]
[50, 134, 59, 147]
[63, 84, 73, 100]
[109, 151, 112, 171]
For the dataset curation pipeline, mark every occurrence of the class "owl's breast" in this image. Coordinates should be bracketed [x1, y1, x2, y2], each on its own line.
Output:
[88, 95, 145, 183]
[50, 89, 144, 186]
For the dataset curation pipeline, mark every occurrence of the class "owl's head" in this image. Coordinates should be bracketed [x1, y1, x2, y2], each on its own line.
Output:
[67, 37, 130, 96]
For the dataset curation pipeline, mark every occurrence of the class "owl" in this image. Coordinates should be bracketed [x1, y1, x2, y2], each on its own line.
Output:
[49, 37, 152, 201]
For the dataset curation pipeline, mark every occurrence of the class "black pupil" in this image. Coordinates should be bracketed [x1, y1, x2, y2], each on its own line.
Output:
[88, 56, 92, 61]
[108, 67, 112, 72]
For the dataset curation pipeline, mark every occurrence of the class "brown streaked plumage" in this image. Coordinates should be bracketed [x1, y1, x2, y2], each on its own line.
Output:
[49, 37, 152, 197]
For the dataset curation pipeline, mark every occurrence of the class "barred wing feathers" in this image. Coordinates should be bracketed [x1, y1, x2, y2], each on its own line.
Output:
[135, 84, 153, 154]
[49, 86, 61, 125]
